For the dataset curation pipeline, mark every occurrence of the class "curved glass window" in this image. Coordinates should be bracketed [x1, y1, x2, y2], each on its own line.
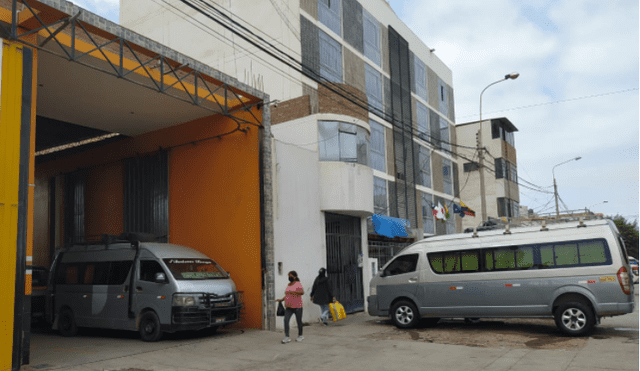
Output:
[318, 121, 369, 166]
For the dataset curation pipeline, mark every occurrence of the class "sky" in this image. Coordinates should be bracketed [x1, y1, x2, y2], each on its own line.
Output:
[69, 0, 639, 222]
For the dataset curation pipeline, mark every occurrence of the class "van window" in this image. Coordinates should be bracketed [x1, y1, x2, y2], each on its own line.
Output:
[84, 262, 109, 285]
[516, 246, 534, 268]
[443, 253, 460, 273]
[384, 254, 418, 276]
[540, 245, 554, 266]
[109, 261, 132, 285]
[461, 252, 479, 271]
[555, 243, 579, 266]
[429, 255, 443, 273]
[579, 241, 607, 264]
[140, 260, 167, 282]
[494, 248, 516, 269]
[65, 265, 79, 284]
[163, 258, 228, 280]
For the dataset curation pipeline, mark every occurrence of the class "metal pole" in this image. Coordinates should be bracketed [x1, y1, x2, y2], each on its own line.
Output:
[554, 177, 559, 219]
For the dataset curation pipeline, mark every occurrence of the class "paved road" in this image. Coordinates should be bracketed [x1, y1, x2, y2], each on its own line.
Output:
[23, 291, 638, 371]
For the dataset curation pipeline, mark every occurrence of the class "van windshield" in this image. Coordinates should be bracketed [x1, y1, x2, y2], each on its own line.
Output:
[163, 258, 228, 280]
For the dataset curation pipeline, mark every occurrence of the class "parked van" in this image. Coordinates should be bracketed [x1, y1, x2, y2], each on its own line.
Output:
[368, 219, 635, 336]
[47, 234, 242, 341]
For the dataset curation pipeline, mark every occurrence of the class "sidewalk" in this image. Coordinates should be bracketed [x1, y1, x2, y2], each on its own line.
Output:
[23, 312, 639, 371]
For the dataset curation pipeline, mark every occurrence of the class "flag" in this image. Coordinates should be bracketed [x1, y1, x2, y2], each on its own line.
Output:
[453, 203, 466, 218]
[434, 202, 445, 220]
[461, 201, 476, 217]
[444, 203, 450, 220]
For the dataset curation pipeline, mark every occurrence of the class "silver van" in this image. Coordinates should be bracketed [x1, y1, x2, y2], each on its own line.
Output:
[368, 219, 635, 336]
[47, 234, 242, 341]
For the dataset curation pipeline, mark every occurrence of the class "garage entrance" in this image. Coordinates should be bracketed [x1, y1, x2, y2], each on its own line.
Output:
[0, 1, 273, 369]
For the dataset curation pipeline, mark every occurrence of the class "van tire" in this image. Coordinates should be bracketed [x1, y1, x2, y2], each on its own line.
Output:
[554, 301, 595, 336]
[58, 308, 78, 337]
[391, 300, 419, 329]
[139, 311, 163, 342]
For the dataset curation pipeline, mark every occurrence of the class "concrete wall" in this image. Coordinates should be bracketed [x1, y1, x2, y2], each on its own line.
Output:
[319, 162, 374, 216]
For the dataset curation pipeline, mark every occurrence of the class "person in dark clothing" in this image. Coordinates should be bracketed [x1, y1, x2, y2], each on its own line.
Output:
[310, 268, 336, 325]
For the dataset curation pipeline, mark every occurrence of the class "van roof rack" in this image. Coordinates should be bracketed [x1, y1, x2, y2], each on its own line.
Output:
[64, 232, 160, 247]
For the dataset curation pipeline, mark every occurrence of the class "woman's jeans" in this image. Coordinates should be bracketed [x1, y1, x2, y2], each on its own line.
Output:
[284, 307, 303, 337]
[319, 304, 330, 324]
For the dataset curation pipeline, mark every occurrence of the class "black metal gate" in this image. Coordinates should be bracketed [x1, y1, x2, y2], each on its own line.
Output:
[325, 213, 364, 314]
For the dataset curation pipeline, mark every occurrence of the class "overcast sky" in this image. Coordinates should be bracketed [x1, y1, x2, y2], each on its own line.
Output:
[71, 0, 638, 222]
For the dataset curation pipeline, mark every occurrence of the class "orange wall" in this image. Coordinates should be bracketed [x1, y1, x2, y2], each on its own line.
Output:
[35, 109, 263, 328]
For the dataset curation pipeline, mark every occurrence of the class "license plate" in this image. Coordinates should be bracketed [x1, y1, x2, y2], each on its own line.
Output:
[215, 317, 225, 323]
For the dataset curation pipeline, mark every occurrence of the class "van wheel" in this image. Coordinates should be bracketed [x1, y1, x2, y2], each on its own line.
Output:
[139, 311, 163, 342]
[554, 301, 595, 336]
[58, 308, 78, 337]
[391, 300, 419, 329]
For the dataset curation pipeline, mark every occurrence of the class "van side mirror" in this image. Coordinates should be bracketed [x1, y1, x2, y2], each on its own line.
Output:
[155, 272, 166, 283]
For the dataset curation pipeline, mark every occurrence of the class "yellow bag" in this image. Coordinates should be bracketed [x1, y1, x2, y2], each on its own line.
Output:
[329, 301, 346, 321]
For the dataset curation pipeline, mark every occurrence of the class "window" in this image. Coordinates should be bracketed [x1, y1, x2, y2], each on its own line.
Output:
[365, 64, 383, 113]
[579, 241, 608, 264]
[463, 162, 479, 172]
[414, 56, 427, 101]
[319, 30, 342, 83]
[418, 146, 431, 188]
[363, 9, 380, 66]
[373, 176, 387, 215]
[461, 252, 479, 272]
[384, 254, 418, 276]
[438, 80, 448, 117]
[318, 121, 369, 165]
[510, 163, 518, 184]
[369, 120, 385, 172]
[491, 120, 515, 146]
[440, 117, 451, 152]
[318, 0, 341, 36]
[140, 260, 166, 282]
[445, 215, 455, 235]
[55, 263, 80, 284]
[416, 101, 429, 138]
[109, 261, 133, 285]
[498, 197, 519, 217]
[421, 193, 435, 235]
[554, 243, 579, 266]
[442, 158, 453, 195]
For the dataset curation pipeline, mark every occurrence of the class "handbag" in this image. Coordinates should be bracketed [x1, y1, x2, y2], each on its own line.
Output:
[277, 301, 285, 316]
[329, 301, 347, 321]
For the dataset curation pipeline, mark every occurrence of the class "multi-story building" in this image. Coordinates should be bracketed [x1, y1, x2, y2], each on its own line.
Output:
[455, 118, 520, 232]
[120, 0, 461, 324]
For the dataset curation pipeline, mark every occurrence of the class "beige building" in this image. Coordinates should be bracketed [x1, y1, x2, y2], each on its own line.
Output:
[455, 118, 520, 231]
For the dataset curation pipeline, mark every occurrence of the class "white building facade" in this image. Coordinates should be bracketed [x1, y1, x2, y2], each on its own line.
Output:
[120, 0, 462, 328]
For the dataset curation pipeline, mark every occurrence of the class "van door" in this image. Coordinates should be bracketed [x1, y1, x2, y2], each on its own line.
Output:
[133, 259, 173, 325]
[55, 262, 92, 327]
[376, 254, 420, 314]
[104, 260, 134, 330]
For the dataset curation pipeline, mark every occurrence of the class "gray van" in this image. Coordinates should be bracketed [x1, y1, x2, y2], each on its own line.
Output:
[47, 234, 242, 341]
[368, 219, 635, 336]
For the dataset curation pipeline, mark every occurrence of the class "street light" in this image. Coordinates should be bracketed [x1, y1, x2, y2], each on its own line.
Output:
[477, 72, 519, 222]
[552, 156, 581, 218]
[587, 200, 608, 212]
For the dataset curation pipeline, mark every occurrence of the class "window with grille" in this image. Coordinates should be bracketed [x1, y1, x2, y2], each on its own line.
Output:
[374, 176, 387, 215]
[439, 117, 451, 152]
[416, 101, 429, 139]
[365, 63, 383, 113]
[421, 193, 435, 235]
[442, 158, 453, 195]
[319, 121, 369, 165]
[418, 145, 431, 188]
[318, 0, 341, 36]
[414, 56, 427, 101]
[369, 120, 385, 172]
[319, 30, 342, 83]
[363, 9, 380, 66]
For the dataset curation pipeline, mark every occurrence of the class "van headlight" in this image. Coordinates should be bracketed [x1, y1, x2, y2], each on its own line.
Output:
[370, 286, 377, 296]
[173, 294, 197, 306]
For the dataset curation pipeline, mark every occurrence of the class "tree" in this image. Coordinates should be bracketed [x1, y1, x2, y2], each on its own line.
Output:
[611, 215, 639, 259]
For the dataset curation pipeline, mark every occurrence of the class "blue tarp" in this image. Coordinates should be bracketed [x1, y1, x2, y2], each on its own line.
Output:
[371, 214, 410, 238]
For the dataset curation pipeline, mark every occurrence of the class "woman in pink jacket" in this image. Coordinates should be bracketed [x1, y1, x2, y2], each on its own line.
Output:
[276, 271, 304, 343]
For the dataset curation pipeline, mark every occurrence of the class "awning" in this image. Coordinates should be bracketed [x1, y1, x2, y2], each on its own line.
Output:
[371, 214, 410, 238]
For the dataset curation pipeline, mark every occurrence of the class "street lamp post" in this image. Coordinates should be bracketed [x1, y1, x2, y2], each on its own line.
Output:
[552, 156, 581, 218]
[478, 72, 519, 222]
[587, 200, 608, 213]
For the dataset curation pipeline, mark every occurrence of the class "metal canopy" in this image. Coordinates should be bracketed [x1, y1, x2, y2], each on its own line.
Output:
[0, 0, 265, 137]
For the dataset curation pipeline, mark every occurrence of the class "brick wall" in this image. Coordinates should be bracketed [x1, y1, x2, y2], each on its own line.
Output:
[318, 83, 369, 122]
[270, 95, 311, 125]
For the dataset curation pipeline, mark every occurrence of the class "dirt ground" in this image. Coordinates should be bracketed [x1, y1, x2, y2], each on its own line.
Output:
[364, 317, 638, 351]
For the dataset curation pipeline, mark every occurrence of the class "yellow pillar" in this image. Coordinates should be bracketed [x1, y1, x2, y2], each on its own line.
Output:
[0, 40, 24, 371]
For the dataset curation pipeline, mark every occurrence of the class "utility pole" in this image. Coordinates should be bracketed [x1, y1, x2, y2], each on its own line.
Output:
[552, 156, 581, 219]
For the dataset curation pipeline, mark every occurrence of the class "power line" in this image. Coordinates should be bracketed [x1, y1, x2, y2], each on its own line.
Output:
[458, 88, 639, 120]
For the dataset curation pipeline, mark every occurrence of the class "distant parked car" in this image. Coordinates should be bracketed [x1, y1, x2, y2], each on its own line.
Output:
[30, 266, 49, 322]
[629, 257, 638, 284]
